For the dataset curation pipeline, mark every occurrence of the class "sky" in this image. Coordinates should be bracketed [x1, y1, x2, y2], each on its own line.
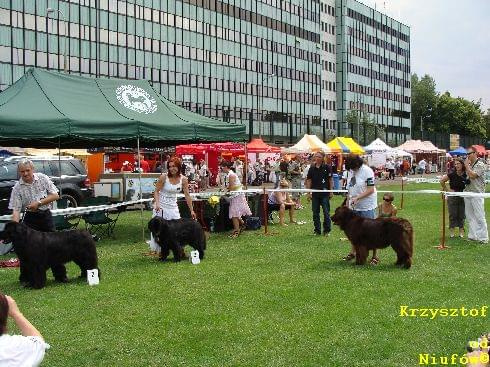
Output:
[359, 0, 490, 112]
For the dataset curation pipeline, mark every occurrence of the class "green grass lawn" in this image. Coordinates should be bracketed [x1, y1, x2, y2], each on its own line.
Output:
[1, 183, 489, 366]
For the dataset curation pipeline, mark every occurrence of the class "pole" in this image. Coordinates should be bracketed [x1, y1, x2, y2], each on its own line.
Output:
[137, 137, 145, 242]
[58, 137, 62, 198]
[400, 177, 404, 210]
[435, 192, 449, 250]
[243, 143, 248, 190]
[263, 187, 268, 235]
[420, 116, 423, 140]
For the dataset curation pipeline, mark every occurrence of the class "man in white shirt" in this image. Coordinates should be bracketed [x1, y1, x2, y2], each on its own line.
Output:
[342, 154, 379, 264]
[417, 159, 427, 175]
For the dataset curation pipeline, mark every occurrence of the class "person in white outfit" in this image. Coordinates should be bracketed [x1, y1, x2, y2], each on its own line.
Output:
[463, 148, 488, 244]
[0, 293, 49, 367]
[148, 157, 196, 254]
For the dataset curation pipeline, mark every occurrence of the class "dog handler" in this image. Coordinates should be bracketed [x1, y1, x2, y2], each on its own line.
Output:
[8, 159, 59, 232]
[148, 157, 196, 254]
[342, 154, 378, 264]
[0, 292, 49, 366]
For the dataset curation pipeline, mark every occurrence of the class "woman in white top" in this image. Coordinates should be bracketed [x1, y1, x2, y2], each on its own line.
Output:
[220, 160, 251, 238]
[0, 293, 49, 366]
[148, 157, 196, 254]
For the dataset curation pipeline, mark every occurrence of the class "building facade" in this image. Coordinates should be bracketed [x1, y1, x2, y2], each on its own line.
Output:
[0, 0, 322, 144]
[319, 0, 337, 140]
[334, 0, 411, 145]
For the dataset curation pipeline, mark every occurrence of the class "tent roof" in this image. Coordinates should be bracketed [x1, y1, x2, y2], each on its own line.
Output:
[397, 140, 443, 153]
[247, 138, 281, 153]
[283, 134, 334, 153]
[175, 142, 245, 155]
[0, 68, 246, 148]
[364, 138, 392, 153]
[448, 147, 467, 156]
[327, 137, 365, 154]
[471, 144, 486, 156]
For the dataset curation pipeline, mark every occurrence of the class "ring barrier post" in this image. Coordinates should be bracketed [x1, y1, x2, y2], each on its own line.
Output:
[400, 177, 405, 210]
[263, 187, 268, 235]
[435, 192, 449, 250]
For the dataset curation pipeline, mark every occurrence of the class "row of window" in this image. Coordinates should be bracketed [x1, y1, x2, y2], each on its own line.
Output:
[181, 0, 320, 43]
[348, 81, 410, 104]
[173, 100, 319, 124]
[348, 100, 409, 118]
[321, 99, 336, 111]
[322, 118, 337, 131]
[322, 80, 336, 92]
[321, 41, 336, 54]
[347, 62, 410, 89]
[321, 22, 335, 35]
[348, 44, 410, 74]
[348, 26, 410, 58]
[320, 3, 336, 17]
[1, 8, 321, 65]
[347, 8, 409, 43]
[1, 23, 322, 86]
[322, 60, 336, 73]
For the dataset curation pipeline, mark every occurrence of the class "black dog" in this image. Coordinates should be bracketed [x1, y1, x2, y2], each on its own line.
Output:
[148, 217, 206, 262]
[331, 206, 414, 268]
[0, 222, 99, 289]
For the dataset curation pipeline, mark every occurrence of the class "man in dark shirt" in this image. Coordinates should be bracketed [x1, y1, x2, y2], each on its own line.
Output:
[306, 152, 333, 235]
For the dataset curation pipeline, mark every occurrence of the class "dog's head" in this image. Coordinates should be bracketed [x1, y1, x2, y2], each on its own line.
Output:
[331, 205, 355, 227]
[0, 222, 27, 244]
[147, 217, 170, 244]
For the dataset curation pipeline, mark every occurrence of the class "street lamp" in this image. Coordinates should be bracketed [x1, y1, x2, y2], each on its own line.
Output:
[47, 8, 68, 73]
[258, 73, 275, 138]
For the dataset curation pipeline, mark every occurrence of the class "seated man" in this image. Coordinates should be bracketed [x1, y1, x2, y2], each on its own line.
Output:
[268, 179, 296, 226]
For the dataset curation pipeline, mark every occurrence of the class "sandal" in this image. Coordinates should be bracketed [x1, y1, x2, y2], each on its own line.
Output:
[239, 223, 246, 233]
[369, 257, 380, 265]
[343, 253, 355, 261]
[228, 231, 240, 239]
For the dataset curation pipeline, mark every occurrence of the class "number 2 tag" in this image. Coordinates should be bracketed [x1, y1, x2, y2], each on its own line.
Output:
[87, 269, 100, 286]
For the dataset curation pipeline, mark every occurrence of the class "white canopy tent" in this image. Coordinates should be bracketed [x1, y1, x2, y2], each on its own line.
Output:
[282, 134, 333, 154]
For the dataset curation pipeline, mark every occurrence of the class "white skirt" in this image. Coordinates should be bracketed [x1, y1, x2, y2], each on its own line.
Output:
[149, 207, 181, 252]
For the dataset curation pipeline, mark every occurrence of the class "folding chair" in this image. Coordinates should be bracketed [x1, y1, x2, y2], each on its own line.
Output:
[82, 196, 125, 239]
[53, 198, 80, 231]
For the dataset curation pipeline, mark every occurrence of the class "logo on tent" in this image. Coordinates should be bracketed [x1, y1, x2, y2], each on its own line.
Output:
[116, 85, 157, 114]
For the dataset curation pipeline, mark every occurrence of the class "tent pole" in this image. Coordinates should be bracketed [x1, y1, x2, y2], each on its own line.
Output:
[137, 137, 145, 243]
[244, 143, 248, 190]
[58, 137, 62, 198]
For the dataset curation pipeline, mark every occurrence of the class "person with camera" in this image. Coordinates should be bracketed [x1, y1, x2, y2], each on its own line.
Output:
[0, 292, 49, 366]
[463, 148, 488, 244]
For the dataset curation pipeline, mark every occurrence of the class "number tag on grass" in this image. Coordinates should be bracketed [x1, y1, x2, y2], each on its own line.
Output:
[190, 250, 200, 265]
[87, 269, 100, 286]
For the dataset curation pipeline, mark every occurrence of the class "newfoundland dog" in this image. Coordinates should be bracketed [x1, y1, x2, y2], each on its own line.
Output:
[0, 222, 99, 289]
[331, 205, 413, 268]
[148, 217, 206, 262]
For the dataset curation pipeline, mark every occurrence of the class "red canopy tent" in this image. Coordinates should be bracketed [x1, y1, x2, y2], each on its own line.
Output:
[175, 142, 245, 185]
[246, 138, 281, 153]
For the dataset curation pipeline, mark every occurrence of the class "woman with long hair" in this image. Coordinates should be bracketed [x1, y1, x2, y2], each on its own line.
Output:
[0, 292, 49, 366]
[221, 160, 251, 238]
[440, 158, 467, 238]
[148, 157, 196, 255]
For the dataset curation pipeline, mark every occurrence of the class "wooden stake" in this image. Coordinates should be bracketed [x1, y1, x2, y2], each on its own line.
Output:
[263, 187, 268, 235]
[400, 177, 404, 210]
[435, 192, 450, 250]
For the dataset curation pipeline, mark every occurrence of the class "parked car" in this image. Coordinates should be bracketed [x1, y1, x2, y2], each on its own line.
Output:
[0, 156, 93, 215]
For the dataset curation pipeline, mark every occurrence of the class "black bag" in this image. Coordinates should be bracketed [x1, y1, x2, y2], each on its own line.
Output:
[245, 217, 261, 230]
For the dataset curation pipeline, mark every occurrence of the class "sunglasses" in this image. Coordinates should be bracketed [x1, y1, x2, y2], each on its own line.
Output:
[383, 198, 393, 202]
[467, 151, 476, 155]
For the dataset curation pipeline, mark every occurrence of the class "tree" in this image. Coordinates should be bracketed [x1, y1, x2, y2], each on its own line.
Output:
[410, 74, 438, 133]
[433, 92, 485, 136]
[484, 109, 490, 140]
[345, 110, 385, 145]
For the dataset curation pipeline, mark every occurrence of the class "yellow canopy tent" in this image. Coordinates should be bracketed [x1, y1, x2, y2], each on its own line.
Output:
[326, 137, 365, 154]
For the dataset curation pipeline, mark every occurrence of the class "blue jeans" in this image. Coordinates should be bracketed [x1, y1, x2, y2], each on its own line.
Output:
[353, 209, 376, 219]
[312, 194, 331, 233]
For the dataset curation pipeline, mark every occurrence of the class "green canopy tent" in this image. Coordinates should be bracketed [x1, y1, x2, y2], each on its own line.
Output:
[0, 68, 246, 148]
